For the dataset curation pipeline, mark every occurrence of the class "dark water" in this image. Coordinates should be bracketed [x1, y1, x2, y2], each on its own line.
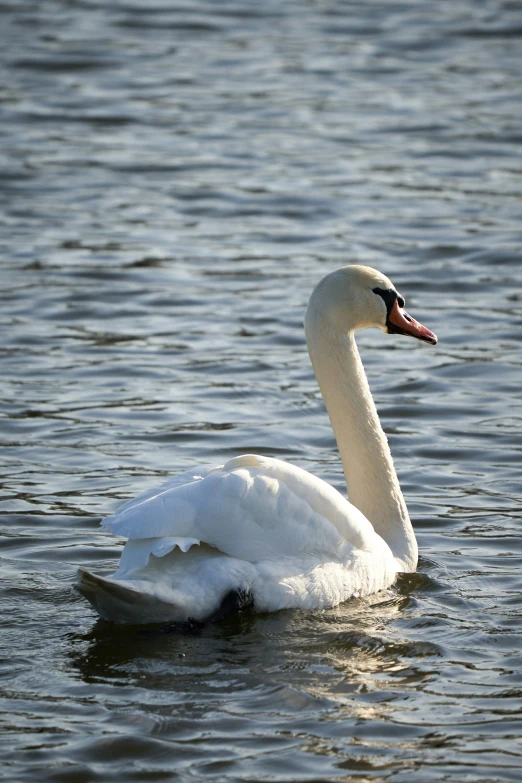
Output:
[1, 0, 522, 780]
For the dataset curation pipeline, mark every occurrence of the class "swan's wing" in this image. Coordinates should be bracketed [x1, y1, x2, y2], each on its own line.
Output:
[102, 455, 378, 567]
[105, 463, 217, 519]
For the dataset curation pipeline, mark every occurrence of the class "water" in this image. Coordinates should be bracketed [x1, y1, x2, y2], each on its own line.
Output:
[1, 0, 522, 780]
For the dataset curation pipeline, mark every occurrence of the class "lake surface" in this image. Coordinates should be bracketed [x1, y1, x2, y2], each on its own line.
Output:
[1, 0, 522, 780]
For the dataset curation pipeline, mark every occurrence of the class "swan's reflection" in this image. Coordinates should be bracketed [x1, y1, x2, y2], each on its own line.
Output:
[69, 570, 442, 722]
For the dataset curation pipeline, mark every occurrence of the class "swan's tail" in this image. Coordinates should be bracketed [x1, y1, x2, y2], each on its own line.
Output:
[75, 568, 187, 625]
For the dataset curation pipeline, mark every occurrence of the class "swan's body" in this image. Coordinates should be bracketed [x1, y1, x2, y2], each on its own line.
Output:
[77, 266, 437, 624]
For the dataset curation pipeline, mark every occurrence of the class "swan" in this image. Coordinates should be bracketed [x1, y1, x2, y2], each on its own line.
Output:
[76, 265, 437, 626]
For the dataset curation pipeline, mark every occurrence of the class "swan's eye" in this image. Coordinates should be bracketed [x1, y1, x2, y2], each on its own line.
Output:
[373, 287, 406, 316]
[372, 287, 396, 312]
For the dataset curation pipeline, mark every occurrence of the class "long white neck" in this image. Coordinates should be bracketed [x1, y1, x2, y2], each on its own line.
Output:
[305, 308, 417, 572]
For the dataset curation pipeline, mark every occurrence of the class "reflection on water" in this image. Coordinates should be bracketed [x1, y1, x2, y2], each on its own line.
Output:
[1, 0, 522, 780]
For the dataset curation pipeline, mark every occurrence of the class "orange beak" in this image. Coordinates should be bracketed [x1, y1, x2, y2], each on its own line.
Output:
[387, 299, 437, 345]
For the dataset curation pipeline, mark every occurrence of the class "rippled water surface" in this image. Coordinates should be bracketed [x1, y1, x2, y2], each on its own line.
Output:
[2, 0, 522, 780]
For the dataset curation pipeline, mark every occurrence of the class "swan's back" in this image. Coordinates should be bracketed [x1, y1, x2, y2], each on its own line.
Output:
[103, 455, 379, 565]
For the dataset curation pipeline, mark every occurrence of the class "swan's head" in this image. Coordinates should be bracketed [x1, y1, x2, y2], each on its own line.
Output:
[306, 265, 437, 345]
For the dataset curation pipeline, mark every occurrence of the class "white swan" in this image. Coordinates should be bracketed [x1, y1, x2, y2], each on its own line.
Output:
[76, 265, 437, 625]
